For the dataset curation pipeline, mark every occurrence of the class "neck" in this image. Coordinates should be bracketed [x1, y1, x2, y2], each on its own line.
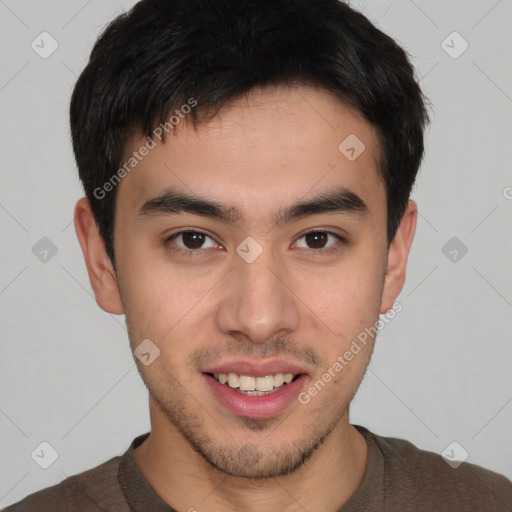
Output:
[134, 405, 367, 512]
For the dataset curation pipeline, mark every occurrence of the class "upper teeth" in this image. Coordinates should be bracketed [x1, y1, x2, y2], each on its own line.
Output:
[214, 373, 295, 391]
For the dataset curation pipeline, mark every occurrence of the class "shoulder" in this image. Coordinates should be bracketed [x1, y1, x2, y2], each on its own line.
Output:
[3, 455, 125, 512]
[370, 429, 512, 510]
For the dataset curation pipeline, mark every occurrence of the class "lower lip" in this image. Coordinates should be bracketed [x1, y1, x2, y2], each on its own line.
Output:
[203, 373, 308, 420]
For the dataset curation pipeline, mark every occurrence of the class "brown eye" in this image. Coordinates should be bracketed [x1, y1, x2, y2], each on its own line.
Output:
[304, 231, 328, 249]
[295, 230, 344, 252]
[166, 230, 218, 255]
[179, 231, 207, 249]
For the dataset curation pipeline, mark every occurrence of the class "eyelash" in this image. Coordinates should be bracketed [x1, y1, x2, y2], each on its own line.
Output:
[165, 229, 346, 257]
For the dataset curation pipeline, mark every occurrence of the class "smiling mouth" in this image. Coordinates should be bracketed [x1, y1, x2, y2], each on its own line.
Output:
[205, 372, 302, 396]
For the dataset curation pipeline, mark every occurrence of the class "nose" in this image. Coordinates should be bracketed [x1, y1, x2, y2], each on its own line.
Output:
[215, 241, 300, 345]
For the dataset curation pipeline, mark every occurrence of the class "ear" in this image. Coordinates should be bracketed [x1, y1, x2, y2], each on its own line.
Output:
[74, 197, 124, 315]
[380, 200, 417, 314]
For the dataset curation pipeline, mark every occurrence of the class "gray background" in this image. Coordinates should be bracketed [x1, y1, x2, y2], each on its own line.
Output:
[1, 0, 511, 507]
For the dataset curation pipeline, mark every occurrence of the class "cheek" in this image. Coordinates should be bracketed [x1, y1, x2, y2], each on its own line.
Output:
[117, 249, 220, 348]
[297, 251, 385, 339]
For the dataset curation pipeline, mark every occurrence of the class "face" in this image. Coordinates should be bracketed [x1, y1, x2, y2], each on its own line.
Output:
[79, 84, 412, 479]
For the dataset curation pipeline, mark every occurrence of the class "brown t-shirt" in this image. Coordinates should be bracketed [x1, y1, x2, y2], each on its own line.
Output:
[4, 425, 512, 511]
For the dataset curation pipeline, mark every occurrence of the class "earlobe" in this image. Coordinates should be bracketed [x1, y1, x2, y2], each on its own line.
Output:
[380, 200, 417, 314]
[74, 198, 124, 315]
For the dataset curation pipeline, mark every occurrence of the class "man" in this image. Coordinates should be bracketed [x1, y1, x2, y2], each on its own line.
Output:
[5, 0, 512, 510]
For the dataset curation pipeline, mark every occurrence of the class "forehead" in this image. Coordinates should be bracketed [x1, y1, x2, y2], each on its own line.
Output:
[117, 84, 385, 222]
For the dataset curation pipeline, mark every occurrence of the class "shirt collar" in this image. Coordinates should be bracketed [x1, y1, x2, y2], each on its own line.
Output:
[118, 432, 177, 512]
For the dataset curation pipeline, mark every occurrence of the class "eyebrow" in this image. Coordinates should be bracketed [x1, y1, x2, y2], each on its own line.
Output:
[138, 186, 369, 227]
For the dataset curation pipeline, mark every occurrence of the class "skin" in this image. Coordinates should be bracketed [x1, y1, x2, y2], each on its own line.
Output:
[75, 84, 417, 512]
